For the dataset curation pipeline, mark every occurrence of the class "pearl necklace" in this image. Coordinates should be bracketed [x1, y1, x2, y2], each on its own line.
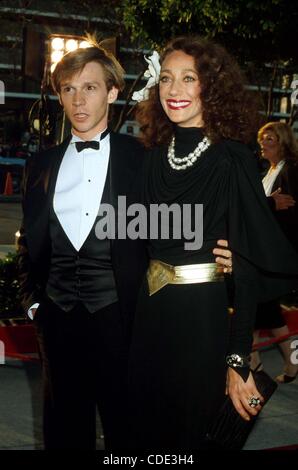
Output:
[167, 135, 211, 170]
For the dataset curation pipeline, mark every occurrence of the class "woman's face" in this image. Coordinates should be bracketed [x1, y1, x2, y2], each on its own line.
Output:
[159, 50, 203, 128]
[259, 129, 281, 163]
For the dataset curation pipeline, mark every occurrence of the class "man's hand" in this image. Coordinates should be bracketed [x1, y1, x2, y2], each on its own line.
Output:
[226, 368, 264, 421]
[213, 239, 232, 274]
[270, 187, 296, 211]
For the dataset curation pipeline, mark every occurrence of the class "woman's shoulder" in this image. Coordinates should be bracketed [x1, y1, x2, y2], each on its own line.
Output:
[218, 139, 259, 171]
[222, 139, 256, 160]
[282, 159, 298, 186]
[284, 158, 298, 170]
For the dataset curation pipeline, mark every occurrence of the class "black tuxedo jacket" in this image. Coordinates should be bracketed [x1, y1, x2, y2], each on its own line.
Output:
[17, 132, 148, 329]
[267, 159, 298, 251]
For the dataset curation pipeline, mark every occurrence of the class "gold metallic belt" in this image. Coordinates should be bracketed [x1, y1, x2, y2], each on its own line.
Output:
[147, 259, 225, 296]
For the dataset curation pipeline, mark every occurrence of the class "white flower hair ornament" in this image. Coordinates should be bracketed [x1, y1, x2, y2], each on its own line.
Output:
[132, 51, 161, 102]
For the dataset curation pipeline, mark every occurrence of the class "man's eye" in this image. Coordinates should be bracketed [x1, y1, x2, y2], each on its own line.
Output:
[63, 87, 72, 92]
[184, 76, 195, 82]
[87, 85, 96, 90]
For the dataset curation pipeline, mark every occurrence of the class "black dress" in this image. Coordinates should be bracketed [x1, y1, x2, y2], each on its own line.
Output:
[127, 126, 298, 449]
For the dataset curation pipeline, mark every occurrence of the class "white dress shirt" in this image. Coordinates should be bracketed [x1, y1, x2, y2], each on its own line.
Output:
[262, 160, 285, 196]
[28, 129, 110, 319]
[54, 130, 110, 251]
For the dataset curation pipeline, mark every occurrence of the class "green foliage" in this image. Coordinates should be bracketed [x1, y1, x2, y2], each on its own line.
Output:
[119, 0, 298, 63]
[0, 253, 22, 318]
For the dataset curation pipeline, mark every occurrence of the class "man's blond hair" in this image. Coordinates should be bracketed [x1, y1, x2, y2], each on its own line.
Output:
[51, 37, 125, 94]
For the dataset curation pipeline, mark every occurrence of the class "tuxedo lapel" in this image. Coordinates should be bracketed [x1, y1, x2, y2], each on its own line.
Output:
[24, 137, 71, 260]
[46, 137, 72, 199]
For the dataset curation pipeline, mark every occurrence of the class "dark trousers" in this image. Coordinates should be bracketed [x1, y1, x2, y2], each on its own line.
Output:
[34, 297, 129, 450]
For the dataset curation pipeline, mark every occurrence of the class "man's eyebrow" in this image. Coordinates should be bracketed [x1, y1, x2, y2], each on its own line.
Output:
[82, 81, 101, 86]
[60, 81, 101, 87]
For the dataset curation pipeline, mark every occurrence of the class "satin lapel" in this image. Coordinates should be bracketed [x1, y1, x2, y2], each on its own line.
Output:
[46, 137, 71, 200]
[25, 137, 71, 260]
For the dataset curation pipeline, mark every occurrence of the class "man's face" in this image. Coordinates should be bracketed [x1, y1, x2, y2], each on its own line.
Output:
[58, 61, 118, 140]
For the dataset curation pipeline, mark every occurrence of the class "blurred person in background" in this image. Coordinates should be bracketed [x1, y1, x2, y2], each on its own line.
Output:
[251, 122, 298, 383]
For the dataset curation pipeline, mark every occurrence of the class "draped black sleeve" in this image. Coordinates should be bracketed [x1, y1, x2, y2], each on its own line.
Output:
[224, 140, 298, 356]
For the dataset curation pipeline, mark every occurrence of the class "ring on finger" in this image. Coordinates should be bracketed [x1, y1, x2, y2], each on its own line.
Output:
[248, 396, 261, 408]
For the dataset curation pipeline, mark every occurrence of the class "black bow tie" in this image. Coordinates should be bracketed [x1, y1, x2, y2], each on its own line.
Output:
[75, 140, 100, 152]
[74, 129, 110, 153]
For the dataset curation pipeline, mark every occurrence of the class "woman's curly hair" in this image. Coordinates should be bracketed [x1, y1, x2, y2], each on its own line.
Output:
[135, 36, 261, 148]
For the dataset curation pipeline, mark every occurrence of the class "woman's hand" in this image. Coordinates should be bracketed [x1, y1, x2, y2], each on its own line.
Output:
[226, 367, 264, 421]
[213, 239, 232, 273]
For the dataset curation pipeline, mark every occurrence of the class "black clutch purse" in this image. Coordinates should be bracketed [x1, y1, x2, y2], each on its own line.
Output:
[205, 368, 278, 450]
